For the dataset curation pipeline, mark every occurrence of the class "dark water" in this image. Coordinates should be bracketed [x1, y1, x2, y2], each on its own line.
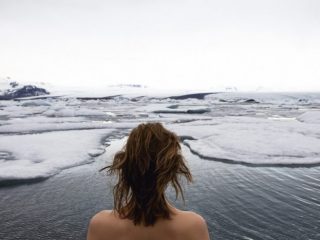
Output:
[0, 145, 319, 240]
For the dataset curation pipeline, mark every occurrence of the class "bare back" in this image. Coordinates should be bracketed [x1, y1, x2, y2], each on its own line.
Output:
[87, 207, 210, 240]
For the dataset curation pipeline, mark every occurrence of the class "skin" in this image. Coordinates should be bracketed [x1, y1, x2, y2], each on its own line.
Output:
[87, 203, 210, 240]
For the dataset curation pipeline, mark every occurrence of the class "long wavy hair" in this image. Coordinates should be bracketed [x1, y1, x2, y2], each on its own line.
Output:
[101, 122, 193, 226]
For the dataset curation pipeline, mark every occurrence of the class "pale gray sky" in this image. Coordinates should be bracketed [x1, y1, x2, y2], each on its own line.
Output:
[0, 0, 320, 91]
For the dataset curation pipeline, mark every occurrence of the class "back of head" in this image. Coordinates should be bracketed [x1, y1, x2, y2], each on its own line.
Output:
[102, 122, 192, 226]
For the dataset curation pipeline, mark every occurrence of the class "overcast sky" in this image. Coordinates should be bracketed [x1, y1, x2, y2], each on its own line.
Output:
[0, 0, 320, 91]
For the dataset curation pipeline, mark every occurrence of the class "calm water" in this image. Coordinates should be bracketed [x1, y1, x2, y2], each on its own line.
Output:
[0, 145, 319, 240]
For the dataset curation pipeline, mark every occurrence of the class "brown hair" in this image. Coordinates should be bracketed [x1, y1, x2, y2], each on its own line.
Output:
[101, 122, 192, 226]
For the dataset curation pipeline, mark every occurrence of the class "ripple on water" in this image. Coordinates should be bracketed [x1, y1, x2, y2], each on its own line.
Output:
[0, 147, 320, 240]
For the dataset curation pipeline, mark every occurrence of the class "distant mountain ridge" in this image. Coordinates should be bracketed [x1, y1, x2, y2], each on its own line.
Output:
[0, 77, 50, 100]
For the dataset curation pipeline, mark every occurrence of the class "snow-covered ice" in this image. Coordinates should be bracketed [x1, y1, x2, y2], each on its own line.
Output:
[297, 111, 320, 124]
[178, 117, 320, 165]
[0, 129, 113, 181]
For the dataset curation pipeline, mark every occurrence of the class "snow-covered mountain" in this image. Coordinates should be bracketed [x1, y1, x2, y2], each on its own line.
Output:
[0, 77, 50, 100]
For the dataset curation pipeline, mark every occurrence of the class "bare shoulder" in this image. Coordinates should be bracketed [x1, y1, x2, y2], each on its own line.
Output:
[180, 210, 207, 222]
[87, 210, 118, 240]
[175, 210, 210, 240]
[89, 210, 114, 228]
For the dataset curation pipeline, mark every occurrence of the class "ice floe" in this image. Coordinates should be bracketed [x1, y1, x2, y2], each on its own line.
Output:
[174, 117, 320, 166]
[205, 92, 320, 105]
[297, 111, 320, 124]
[0, 129, 113, 181]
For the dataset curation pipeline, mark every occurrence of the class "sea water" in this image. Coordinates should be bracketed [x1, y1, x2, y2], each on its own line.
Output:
[0, 92, 320, 239]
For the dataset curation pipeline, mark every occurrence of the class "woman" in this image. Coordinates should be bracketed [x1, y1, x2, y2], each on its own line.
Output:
[87, 122, 210, 240]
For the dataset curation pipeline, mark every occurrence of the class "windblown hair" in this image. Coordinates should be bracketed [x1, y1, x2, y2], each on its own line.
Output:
[101, 122, 192, 226]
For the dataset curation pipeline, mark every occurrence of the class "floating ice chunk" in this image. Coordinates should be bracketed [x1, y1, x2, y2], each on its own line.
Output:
[88, 148, 106, 157]
[0, 129, 113, 181]
[0, 159, 57, 180]
[181, 118, 320, 165]
[21, 100, 51, 107]
[105, 112, 116, 117]
[0, 121, 111, 134]
[205, 92, 320, 105]
[43, 108, 105, 117]
[167, 92, 213, 100]
[135, 103, 210, 114]
[296, 111, 320, 124]
[0, 104, 49, 118]
[153, 109, 210, 114]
